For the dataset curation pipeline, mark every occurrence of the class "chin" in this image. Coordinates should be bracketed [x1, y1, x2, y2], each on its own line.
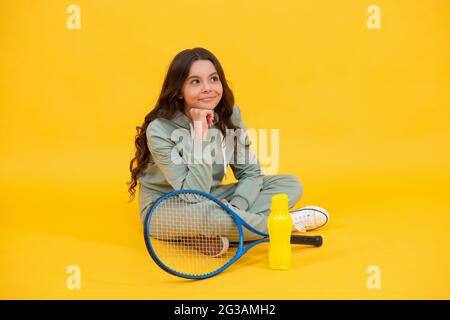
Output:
[197, 101, 218, 109]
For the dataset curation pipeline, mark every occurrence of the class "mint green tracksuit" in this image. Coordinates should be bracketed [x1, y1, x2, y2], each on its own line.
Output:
[138, 105, 303, 239]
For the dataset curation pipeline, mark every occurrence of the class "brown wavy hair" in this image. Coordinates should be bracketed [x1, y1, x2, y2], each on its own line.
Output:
[127, 47, 240, 202]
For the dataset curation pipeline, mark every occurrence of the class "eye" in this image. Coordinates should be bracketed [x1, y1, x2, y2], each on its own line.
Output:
[190, 76, 219, 85]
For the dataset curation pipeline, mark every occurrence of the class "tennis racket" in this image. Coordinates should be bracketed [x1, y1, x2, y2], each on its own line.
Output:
[143, 189, 323, 279]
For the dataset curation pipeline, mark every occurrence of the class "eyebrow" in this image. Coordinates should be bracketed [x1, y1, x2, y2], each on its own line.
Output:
[186, 72, 218, 80]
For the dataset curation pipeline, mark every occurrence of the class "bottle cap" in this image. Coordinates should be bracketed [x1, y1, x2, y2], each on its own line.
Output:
[271, 194, 289, 212]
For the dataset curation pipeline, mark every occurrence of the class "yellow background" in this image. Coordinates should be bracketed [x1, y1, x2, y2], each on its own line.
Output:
[1, 0, 449, 299]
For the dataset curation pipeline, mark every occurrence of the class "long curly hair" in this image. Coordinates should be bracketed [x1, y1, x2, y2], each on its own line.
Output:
[127, 47, 240, 202]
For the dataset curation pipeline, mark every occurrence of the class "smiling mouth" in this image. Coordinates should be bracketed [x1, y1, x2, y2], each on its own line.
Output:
[199, 96, 216, 101]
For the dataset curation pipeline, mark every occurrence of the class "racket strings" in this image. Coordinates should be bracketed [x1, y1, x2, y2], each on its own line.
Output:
[149, 193, 240, 277]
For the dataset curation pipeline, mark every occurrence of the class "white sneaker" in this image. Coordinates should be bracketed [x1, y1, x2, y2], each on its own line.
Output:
[181, 235, 229, 258]
[289, 206, 329, 232]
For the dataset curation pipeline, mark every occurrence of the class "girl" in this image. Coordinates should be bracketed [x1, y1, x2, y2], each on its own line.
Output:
[128, 47, 329, 256]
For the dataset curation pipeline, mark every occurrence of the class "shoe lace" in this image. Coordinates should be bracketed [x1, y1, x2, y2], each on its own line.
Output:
[292, 211, 315, 231]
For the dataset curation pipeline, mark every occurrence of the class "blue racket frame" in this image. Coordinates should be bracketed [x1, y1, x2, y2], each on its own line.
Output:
[143, 189, 272, 279]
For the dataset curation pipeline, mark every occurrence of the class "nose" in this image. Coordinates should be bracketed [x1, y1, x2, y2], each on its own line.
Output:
[202, 82, 212, 92]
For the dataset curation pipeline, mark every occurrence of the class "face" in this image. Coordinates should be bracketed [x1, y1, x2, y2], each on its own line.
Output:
[180, 59, 223, 114]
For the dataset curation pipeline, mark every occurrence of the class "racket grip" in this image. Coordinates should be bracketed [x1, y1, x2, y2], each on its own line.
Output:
[290, 235, 323, 247]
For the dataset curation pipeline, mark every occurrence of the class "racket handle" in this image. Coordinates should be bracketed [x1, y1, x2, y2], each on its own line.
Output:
[290, 235, 323, 247]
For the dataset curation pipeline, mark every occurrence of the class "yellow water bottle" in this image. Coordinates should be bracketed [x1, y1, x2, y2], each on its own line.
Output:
[268, 194, 293, 270]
